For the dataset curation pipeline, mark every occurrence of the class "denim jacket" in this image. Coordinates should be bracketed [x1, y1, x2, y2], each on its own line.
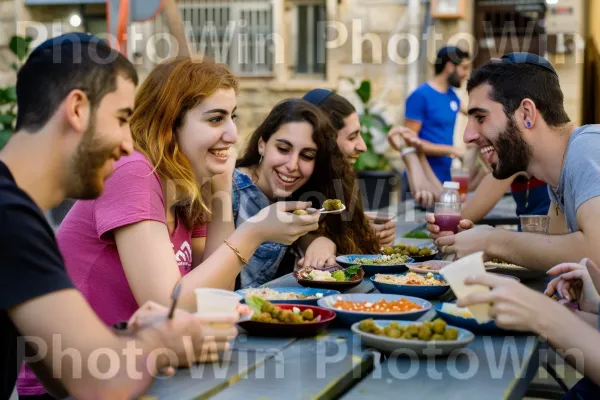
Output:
[232, 169, 288, 288]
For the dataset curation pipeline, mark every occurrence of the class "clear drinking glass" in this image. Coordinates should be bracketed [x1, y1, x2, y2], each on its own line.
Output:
[434, 202, 462, 234]
[520, 215, 550, 234]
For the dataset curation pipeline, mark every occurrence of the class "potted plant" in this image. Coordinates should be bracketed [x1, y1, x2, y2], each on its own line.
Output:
[0, 35, 33, 150]
[348, 79, 398, 210]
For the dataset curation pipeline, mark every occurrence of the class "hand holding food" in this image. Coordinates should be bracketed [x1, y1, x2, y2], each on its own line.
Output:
[247, 201, 320, 245]
[457, 273, 557, 332]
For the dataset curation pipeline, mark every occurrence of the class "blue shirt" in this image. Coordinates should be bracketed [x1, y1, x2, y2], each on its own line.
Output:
[510, 177, 551, 231]
[232, 169, 289, 288]
[405, 83, 460, 184]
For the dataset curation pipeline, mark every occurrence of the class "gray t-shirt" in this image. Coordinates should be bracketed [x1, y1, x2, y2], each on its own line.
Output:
[548, 125, 600, 232]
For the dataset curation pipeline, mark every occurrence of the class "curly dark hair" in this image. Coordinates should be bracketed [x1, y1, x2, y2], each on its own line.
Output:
[237, 99, 380, 255]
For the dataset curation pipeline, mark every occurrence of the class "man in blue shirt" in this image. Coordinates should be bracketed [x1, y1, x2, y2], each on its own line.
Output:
[403, 46, 471, 191]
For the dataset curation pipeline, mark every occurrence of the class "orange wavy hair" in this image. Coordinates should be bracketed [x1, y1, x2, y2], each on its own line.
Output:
[130, 57, 239, 228]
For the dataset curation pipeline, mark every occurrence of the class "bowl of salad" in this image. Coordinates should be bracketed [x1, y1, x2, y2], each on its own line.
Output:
[293, 265, 364, 292]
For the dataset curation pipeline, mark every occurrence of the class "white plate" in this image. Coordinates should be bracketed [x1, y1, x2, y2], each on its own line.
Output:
[351, 320, 475, 356]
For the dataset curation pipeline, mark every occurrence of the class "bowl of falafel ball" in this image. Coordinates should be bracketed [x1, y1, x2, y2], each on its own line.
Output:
[237, 297, 337, 337]
[382, 243, 439, 262]
[351, 318, 475, 356]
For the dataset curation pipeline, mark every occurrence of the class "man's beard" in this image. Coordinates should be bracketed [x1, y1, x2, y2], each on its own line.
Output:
[447, 69, 462, 88]
[65, 117, 118, 200]
[491, 117, 532, 180]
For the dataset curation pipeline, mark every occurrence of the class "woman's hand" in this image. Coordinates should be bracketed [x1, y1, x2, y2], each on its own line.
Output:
[247, 201, 321, 245]
[298, 236, 337, 269]
[365, 213, 396, 248]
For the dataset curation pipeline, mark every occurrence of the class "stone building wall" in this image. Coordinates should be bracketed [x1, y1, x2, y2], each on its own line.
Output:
[0, 0, 16, 87]
[0, 0, 586, 142]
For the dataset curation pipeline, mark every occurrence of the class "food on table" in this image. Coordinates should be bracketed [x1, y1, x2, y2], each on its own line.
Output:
[358, 318, 458, 341]
[357, 254, 410, 265]
[484, 259, 525, 269]
[297, 265, 362, 282]
[440, 302, 475, 318]
[322, 199, 344, 211]
[416, 264, 434, 270]
[403, 230, 429, 239]
[292, 209, 309, 216]
[243, 288, 324, 301]
[383, 244, 434, 257]
[373, 272, 447, 286]
[333, 297, 423, 313]
[246, 297, 320, 324]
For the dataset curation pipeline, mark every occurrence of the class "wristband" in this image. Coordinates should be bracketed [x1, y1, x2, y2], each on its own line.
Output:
[401, 147, 417, 156]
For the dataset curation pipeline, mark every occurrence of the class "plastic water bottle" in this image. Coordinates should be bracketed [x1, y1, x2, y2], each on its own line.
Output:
[439, 181, 460, 204]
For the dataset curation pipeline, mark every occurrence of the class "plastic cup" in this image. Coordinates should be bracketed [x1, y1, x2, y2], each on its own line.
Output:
[452, 168, 470, 196]
[364, 211, 395, 224]
[434, 202, 462, 234]
[440, 251, 492, 324]
[520, 215, 550, 234]
[194, 288, 242, 318]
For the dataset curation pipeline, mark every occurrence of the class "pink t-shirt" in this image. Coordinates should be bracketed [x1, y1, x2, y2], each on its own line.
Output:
[17, 151, 207, 395]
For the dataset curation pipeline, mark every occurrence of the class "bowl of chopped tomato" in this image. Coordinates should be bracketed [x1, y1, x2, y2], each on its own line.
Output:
[317, 293, 432, 326]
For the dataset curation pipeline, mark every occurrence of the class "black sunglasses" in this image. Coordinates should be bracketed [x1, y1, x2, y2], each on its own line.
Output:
[500, 52, 558, 76]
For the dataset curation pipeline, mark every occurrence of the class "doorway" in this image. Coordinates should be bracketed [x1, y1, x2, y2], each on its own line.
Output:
[473, 1, 547, 68]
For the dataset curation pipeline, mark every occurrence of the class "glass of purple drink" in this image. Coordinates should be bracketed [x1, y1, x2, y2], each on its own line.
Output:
[434, 202, 462, 234]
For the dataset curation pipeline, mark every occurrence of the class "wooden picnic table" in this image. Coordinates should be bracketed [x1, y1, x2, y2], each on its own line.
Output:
[145, 271, 544, 400]
[144, 196, 550, 399]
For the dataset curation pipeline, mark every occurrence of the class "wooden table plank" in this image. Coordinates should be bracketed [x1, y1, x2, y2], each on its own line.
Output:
[210, 328, 377, 400]
[341, 334, 540, 400]
[144, 337, 297, 400]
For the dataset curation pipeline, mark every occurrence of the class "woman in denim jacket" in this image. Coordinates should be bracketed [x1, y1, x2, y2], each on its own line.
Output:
[233, 99, 379, 288]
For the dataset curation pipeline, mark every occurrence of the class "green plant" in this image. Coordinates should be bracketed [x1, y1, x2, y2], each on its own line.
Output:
[0, 35, 33, 150]
[350, 80, 392, 172]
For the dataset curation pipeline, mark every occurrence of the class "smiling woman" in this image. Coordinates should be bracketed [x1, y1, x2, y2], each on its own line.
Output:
[18, 59, 323, 398]
[234, 99, 379, 288]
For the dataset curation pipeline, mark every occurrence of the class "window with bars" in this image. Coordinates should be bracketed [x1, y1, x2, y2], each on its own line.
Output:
[292, 1, 327, 78]
[178, 0, 275, 76]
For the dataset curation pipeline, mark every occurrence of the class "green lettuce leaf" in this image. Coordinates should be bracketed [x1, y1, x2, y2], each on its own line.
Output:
[344, 265, 361, 279]
[246, 296, 265, 315]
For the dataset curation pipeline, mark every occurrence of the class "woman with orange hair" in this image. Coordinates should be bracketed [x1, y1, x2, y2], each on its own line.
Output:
[18, 57, 320, 397]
